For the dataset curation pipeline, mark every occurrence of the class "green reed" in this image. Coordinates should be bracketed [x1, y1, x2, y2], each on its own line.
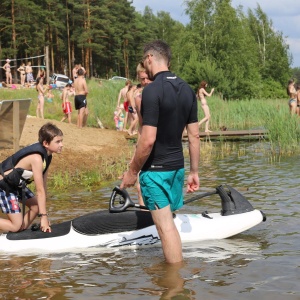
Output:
[200, 96, 300, 155]
[2, 81, 300, 191]
[49, 153, 131, 191]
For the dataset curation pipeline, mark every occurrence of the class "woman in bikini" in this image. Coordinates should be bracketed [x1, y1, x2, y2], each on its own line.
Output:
[17, 62, 26, 87]
[296, 85, 300, 116]
[197, 80, 214, 132]
[2, 59, 12, 86]
[36, 77, 45, 119]
[287, 79, 297, 114]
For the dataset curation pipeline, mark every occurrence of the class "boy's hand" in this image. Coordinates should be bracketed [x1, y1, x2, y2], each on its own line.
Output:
[40, 216, 51, 233]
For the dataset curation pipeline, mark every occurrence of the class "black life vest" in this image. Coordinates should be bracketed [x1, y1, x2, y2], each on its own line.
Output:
[0, 142, 52, 194]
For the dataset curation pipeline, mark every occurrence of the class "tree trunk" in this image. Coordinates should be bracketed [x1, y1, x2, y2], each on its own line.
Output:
[66, 0, 71, 78]
[11, 0, 18, 84]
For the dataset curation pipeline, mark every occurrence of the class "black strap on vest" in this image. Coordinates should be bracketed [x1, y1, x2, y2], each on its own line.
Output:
[21, 181, 26, 220]
[0, 163, 4, 178]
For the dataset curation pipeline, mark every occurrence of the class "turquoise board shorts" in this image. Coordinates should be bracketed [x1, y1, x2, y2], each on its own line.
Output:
[139, 168, 184, 212]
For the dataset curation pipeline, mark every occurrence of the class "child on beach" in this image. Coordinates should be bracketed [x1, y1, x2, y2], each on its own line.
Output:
[61, 83, 74, 123]
[46, 88, 54, 103]
[36, 77, 45, 119]
[114, 104, 125, 131]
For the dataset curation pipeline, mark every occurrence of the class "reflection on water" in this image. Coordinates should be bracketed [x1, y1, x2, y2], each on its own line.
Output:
[1, 142, 300, 299]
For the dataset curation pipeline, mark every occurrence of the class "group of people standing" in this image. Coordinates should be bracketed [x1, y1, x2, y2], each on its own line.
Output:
[114, 66, 150, 135]
[2, 59, 36, 87]
[115, 77, 215, 134]
[34, 63, 88, 128]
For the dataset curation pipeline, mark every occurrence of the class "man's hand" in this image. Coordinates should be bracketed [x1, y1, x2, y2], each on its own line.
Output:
[120, 169, 138, 189]
[186, 172, 200, 193]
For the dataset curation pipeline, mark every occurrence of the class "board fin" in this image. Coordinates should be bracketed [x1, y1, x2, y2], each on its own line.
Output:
[217, 185, 254, 216]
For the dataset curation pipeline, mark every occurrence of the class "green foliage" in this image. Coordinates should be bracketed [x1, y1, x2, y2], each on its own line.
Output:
[0, 0, 294, 100]
[198, 96, 300, 155]
[291, 67, 300, 84]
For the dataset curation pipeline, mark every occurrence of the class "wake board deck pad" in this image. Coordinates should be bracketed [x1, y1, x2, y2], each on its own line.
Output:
[0, 185, 266, 253]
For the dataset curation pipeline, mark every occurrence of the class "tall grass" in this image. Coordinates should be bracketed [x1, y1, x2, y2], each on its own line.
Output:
[0, 79, 125, 127]
[2, 80, 300, 156]
[202, 96, 300, 155]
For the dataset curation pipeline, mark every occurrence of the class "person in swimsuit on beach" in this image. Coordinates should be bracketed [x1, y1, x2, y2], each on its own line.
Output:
[126, 84, 139, 135]
[61, 83, 74, 123]
[197, 80, 214, 132]
[2, 59, 12, 86]
[74, 68, 88, 128]
[17, 62, 26, 87]
[287, 79, 297, 114]
[116, 79, 132, 131]
[36, 77, 45, 119]
[26, 62, 34, 86]
[296, 85, 300, 116]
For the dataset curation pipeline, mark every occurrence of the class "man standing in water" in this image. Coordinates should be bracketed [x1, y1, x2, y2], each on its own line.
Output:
[120, 40, 200, 263]
[74, 68, 89, 128]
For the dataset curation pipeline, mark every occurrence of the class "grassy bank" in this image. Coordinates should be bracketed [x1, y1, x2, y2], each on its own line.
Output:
[2, 79, 300, 157]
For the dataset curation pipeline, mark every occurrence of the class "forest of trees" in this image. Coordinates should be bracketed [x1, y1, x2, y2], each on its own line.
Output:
[0, 0, 296, 99]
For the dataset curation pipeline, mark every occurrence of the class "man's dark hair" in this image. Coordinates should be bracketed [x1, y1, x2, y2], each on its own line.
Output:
[143, 40, 171, 66]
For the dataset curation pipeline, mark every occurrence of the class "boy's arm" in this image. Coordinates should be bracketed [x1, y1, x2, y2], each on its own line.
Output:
[62, 90, 67, 104]
[84, 80, 88, 95]
[128, 89, 135, 108]
[116, 90, 122, 107]
[31, 154, 51, 232]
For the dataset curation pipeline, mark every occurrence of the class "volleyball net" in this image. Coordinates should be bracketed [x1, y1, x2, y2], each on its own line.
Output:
[0, 54, 46, 68]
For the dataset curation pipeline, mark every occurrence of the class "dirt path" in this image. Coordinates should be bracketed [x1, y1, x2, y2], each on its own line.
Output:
[0, 116, 132, 177]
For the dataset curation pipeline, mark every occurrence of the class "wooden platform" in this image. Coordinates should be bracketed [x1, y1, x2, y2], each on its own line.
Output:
[183, 129, 268, 141]
[126, 129, 268, 141]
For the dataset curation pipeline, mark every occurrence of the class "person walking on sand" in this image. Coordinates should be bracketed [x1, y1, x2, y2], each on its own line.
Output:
[120, 40, 200, 263]
[197, 80, 214, 132]
[0, 123, 63, 233]
[36, 77, 45, 119]
[74, 68, 88, 128]
[2, 59, 12, 86]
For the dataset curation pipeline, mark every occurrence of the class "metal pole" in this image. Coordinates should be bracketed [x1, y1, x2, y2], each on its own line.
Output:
[45, 46, 50, 84]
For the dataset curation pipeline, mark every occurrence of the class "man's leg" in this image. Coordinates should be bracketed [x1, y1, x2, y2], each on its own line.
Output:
[78, 107, 85, 128]
[83, 107, 89, 127]
[151, 205, 183, 263]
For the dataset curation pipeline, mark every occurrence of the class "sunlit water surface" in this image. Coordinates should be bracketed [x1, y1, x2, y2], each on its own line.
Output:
[0, 142, 299, 299]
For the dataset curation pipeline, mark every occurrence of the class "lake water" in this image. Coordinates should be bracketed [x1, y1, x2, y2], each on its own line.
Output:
[0, 142, 299, 299]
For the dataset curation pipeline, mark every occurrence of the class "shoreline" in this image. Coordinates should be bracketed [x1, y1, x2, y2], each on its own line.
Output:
[0, 116, 133, 190]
